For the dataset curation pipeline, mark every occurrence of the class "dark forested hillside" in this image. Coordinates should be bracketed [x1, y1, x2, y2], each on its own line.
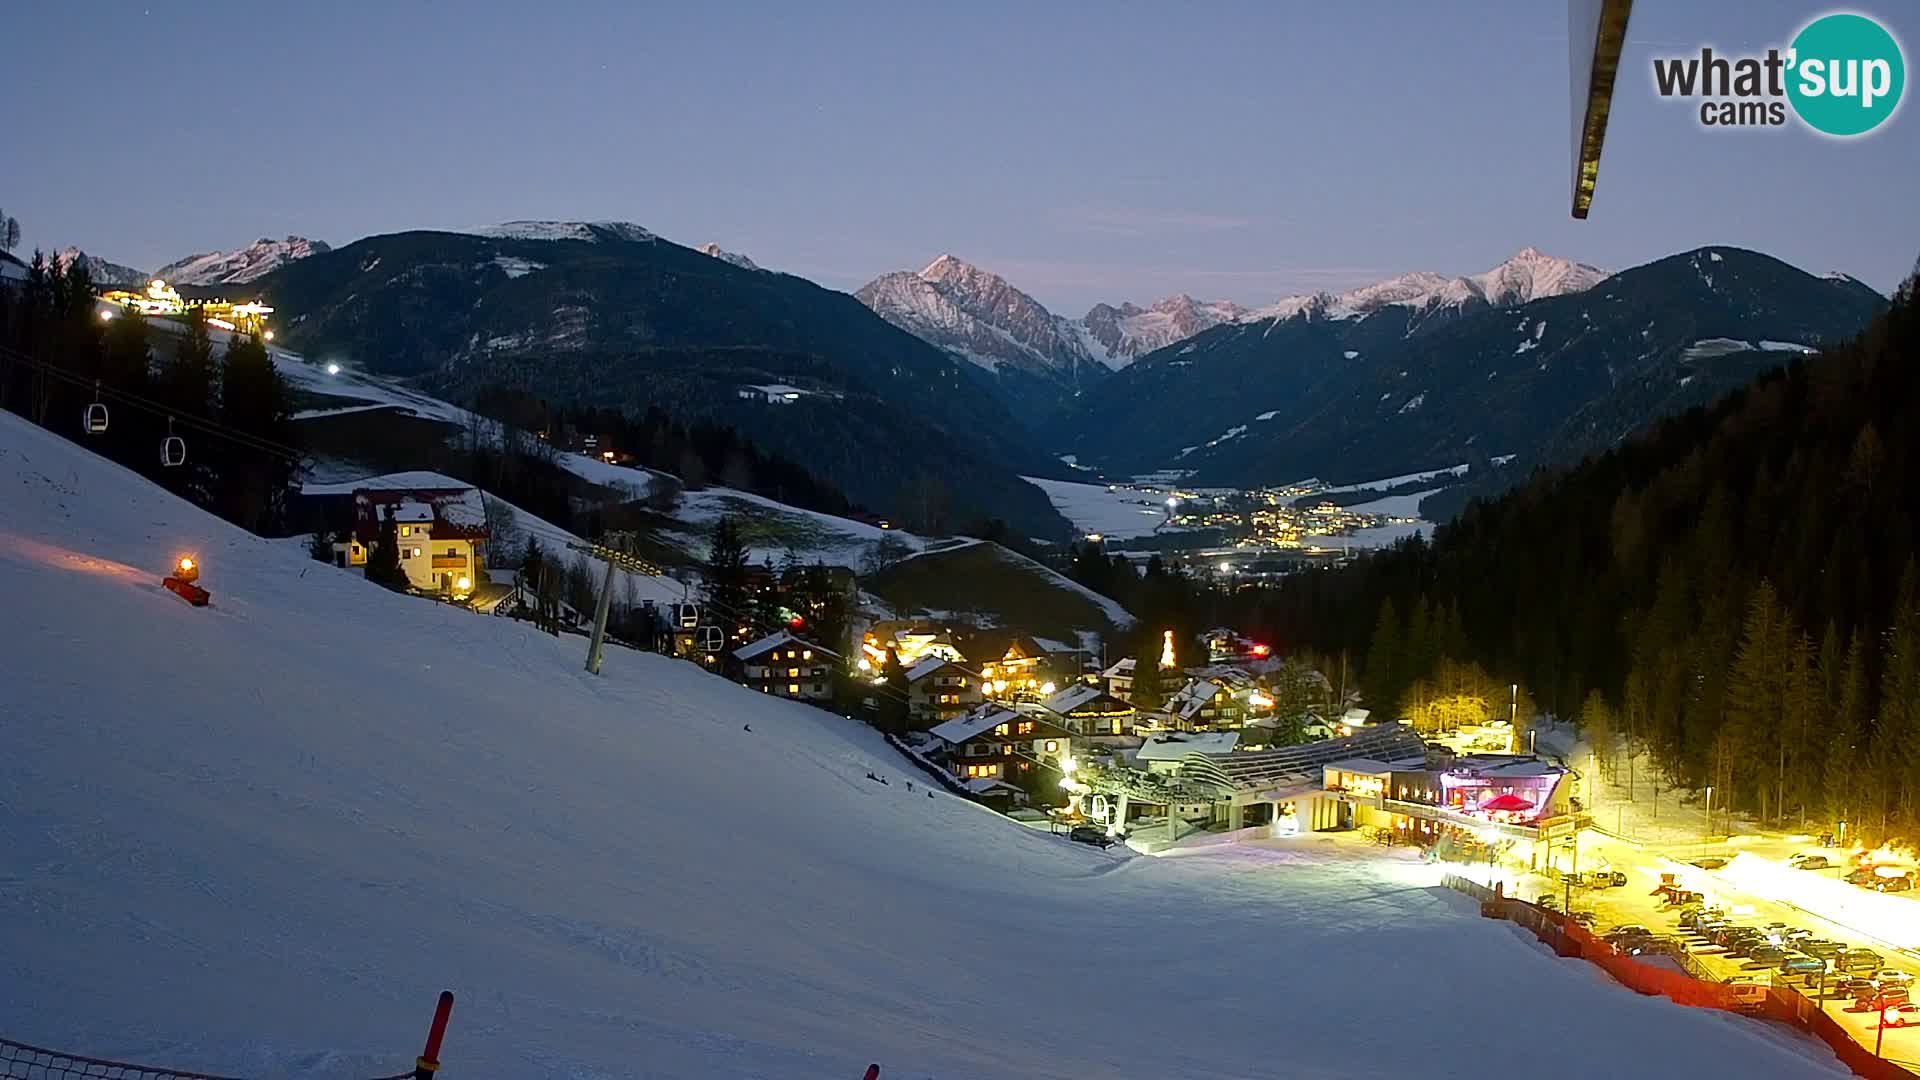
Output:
[1061, 248, 1884, 492]
[257, 228, 1071, 539]
[1262, 265, 1920, 842]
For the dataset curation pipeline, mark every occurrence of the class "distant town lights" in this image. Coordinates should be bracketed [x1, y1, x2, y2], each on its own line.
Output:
[325, 362, 342, 376]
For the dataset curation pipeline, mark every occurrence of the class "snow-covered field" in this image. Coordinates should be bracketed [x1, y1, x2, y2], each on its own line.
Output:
[671, 487, 927, 566]
[0, 411, 1846, 1079]
[1021, 476, 1174, 539]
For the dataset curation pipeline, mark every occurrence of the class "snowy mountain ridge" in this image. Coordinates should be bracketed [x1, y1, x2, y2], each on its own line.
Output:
[697, 242, 761, 271]
[468, 220, 658, 244]
[856, 254, 1243, 377]
[154, 236, 332, 285]
[54, 246, 146, 286]
[1243, 248, 1609, 324]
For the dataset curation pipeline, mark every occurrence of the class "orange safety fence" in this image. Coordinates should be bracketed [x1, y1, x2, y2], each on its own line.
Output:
[1441, 875, 1917, 1079]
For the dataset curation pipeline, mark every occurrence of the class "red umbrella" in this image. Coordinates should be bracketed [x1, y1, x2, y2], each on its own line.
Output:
[1480, 793, 1536, 812]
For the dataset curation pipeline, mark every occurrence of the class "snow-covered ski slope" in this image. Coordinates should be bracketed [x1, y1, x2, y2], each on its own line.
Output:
[0, 412, 1845, 1079]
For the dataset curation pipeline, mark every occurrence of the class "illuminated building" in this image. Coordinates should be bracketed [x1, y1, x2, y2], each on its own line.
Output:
[98, 279, 276, 335]
[733, 630, 840, 702]
[333, 486, 488, 598]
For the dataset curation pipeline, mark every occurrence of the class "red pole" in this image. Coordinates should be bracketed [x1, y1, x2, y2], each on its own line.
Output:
[414, 991, 455, 1078]
[862, 1066, 880, 1080]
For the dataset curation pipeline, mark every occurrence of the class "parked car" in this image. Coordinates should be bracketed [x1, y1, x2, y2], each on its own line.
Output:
[1839, 978, 1879, 1000]
[1874, 875, 1914, 893]
[1587, 870, 1627, 888]
[1845, 867, 1882, 886]
[1801, 940, 1842, 958]
[1860, 985, 1910, 1008]
[1067, 825, 1115, 848]
[1876, 971, 1915, 989]
[1780, 954, 1827, 976]
[1725, 979, 1770, 1011]
[1745, 945, 1787, 965]
[1838, 949, 1884, 972]
[1691, 856, 1730, 870]
[1791, 854, 1833, 870]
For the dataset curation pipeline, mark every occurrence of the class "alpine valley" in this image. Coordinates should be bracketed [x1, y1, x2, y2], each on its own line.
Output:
[1047, 247, 1885, 513]
[231, 224, 1892, 533]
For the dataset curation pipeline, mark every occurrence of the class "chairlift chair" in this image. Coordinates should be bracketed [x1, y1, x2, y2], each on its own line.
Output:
[84, 402, 109, 435]
[696, 625, 724, 652]
[160, 416, 185, 468]
[678, 602, 700, 629]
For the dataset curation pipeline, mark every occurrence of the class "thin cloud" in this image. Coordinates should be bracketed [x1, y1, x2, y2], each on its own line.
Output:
[1056, 204, 1257, 235]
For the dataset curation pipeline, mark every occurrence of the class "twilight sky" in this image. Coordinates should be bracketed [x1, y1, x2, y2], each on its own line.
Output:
[8, 1, 1916, 312]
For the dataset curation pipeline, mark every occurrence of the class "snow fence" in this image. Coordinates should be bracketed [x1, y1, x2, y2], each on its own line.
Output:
[2, 991, 455, 1080]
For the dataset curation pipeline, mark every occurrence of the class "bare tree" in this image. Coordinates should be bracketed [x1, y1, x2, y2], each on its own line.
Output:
[482, 494, 518, 558]
[0, 210, 19, 253]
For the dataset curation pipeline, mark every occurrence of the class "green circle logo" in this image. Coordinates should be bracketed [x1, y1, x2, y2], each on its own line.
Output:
[1787, 13, 1905, 136]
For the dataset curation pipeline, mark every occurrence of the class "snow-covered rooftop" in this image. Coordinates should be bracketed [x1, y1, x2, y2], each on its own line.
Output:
[928, 706, 1020, 746]
[1038, 683, 1111, 715]
[1137, 731, 1241, 761]
[733, 630, 839, 663]
[905, 655, 963, 683]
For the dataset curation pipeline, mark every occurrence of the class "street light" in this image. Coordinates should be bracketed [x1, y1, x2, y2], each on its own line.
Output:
[1704, 785, 1715, 840]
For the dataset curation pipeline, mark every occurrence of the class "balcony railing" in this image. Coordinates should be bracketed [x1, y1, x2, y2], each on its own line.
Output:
[431, 555, 468, 569]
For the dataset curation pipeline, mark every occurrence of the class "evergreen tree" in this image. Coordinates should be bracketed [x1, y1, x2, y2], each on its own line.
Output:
[98, 308, 154, 467]
[365, 510, 406, 590]
[802, 562, 850, 655]
[702, 516, 751, 640]
[1783, 629, 1821, 823]
[1129, 650, 1166, 712]
[876, 648, 910, 734]
[1723, 580, 1790, 819]
[1826, 629, 1871, 830]
[1363, 597, 1401, 718]
[1878, 562, 1920, 829]
[1581, 690, 1617, 778]
[214, 332, 294, 533]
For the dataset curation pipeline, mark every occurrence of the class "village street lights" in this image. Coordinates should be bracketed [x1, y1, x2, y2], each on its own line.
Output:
[1704, 785, 1715, 840]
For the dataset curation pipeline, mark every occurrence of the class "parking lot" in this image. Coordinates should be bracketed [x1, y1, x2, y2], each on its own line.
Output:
[1527, 838, 1920, 1067]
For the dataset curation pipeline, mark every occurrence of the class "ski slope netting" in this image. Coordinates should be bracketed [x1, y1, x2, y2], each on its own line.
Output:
[0, 1038, 412, 1080]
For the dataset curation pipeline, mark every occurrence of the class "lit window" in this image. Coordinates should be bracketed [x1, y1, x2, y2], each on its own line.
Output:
[1017, 721, 1035, 735]
[401, 525, 412, 537]
[1045, 741, 1058, 753]
[994, 724, 1009, 736]
[803, 650, 812, 660]
[1020, 762, 1031, 771]
[788, 668, 800, 677]
[1003, 744, 1012, 756]
[788, 684, 799, 695]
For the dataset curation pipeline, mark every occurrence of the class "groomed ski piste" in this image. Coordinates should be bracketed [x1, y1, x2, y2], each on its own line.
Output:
[0, 409, 1849, 1079]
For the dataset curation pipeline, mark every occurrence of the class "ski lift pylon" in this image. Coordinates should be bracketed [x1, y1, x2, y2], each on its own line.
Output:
[160, 416, 185, 468]
[84, 382, 109, 435]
